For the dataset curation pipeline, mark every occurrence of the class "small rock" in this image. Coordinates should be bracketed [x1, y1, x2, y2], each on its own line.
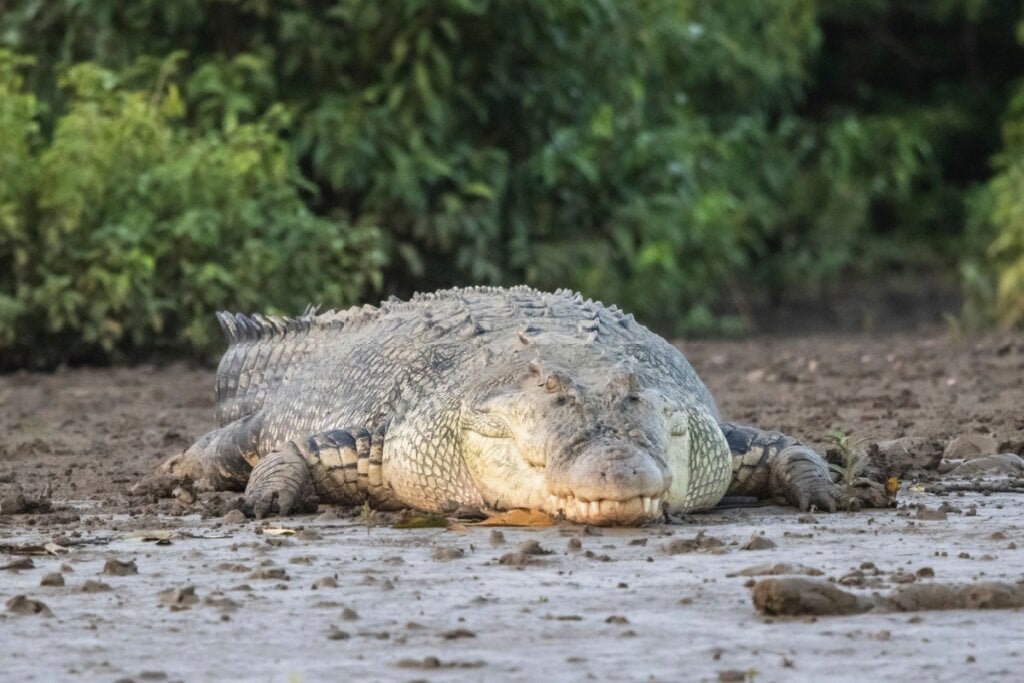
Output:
[129, 474, 178, 498]
[0, 488, 29, 515]
[516, 540, 552, 555]
[249, 566, 288, 580]
[498, 552, 533, 566]
[916, 507, 948, 521]
[567, 538, 582, 551]
[80, 580, 113, 593]
[872, 437, 943, 472]
[1, 557, 35, 571]
[943, 435, 1000, 461]
[222, 509, 246, 524]
[950, 454, 1024, 477]
[340, 607, 359, 621]
[159, 585, 199, 606]
[488, 530, 505, 546]
[203, 595, 240, 611]
[312, 576, 337, 589]
[740, 533, 776, 550]
[5, 595, 52, 616]
[730, 563, 823, 577]
[751, 578, 872, 616]
[102, 559, 139, 576]
[327, 626, 350, 640]
[718, 671, 747, 683]
[395, 656, 441, 669]
[432, 547, 465, 560]
[442, 628, 476, 639]
[661, 531, 723, 555]
[605, 615, 629, 624]
[886, 581, 1024, 611]
[40, 572, 65, 587]
[171, 485, 196, 505]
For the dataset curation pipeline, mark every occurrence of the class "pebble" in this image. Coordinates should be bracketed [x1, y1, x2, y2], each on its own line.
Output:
[516, 540, 552, 555]
[1, 557, 35, 571]
[222, 509, 246, 524]
[740, 533, 776, 550]
[751, 578, 872, 616]
[5, 595, 52, 616]
[498, 552, 533, 566]
[950, 454, 1024, 477]
[102, 559, 139, 576]
[159, 585, 199, 606]
[249, 567, 289, 580]
[431, 547, 465, 560]
[943, 435, 1000, 461]
[40, 572, 65, 587]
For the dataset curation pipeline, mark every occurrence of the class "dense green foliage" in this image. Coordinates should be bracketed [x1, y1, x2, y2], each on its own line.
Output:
[0, 51, 382, 365]
[1, 1, 1023, 366]
[983, 16, 1024, 327]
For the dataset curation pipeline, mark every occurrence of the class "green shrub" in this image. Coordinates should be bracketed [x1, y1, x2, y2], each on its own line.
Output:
[2, 1, 1022, 360]
[986, 110, 1024, 327]
[0, 52, 383, 367]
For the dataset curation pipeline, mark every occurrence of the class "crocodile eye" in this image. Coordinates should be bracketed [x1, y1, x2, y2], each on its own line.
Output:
[464, 413, 513, 439]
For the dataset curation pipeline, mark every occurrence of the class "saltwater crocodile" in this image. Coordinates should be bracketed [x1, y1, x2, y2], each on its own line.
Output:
[163, 286, 852, 525]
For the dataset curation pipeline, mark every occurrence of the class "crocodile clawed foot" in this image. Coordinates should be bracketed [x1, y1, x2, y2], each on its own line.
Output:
[243, 443, 318, 518]
[770, 445, 843, 513]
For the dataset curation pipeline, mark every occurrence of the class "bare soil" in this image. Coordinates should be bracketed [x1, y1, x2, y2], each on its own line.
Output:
[2, 331, 1023, 682]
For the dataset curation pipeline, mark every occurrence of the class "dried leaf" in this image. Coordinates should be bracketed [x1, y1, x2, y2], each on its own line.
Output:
[473, 509, 554, 527]
[886, 477, 900, 496]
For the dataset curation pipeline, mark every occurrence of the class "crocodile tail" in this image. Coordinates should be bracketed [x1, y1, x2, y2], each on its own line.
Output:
[212, 308, 319, 425]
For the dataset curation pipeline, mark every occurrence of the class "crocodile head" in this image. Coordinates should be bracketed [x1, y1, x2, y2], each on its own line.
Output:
[460, 353, 731, 525]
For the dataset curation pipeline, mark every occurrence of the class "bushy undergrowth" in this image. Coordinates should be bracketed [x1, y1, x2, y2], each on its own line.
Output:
[0, 52, 382, 366]
[1, 1, 1023, 366]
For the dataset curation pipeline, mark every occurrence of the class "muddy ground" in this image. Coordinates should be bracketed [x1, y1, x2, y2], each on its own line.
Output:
[1, 331, 1023, 682]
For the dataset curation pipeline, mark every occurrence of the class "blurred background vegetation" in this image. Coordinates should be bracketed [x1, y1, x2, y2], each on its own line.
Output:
[2, 0, 1024, 368]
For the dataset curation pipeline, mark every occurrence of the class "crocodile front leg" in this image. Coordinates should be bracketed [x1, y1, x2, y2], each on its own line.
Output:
[244, 427, 392, 517]
[720, 422, 842, 512]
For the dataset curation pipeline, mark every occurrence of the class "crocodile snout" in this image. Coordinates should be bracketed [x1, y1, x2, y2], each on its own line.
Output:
[546, 442, 671, 524]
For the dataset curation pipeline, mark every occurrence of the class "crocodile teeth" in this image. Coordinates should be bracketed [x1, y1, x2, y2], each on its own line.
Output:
[547, 493, 664, 522]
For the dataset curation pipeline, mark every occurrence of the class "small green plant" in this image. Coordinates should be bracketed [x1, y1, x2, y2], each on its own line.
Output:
[359, 501, 376, 534]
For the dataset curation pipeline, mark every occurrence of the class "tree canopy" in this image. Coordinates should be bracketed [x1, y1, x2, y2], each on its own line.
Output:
[1, 1, 1023, 367]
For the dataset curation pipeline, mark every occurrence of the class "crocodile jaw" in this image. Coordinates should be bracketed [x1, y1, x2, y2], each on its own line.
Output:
[544, 492, 664, 525]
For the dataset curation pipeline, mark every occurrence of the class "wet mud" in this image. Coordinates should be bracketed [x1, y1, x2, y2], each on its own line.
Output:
[2, 332, 1023, 681]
